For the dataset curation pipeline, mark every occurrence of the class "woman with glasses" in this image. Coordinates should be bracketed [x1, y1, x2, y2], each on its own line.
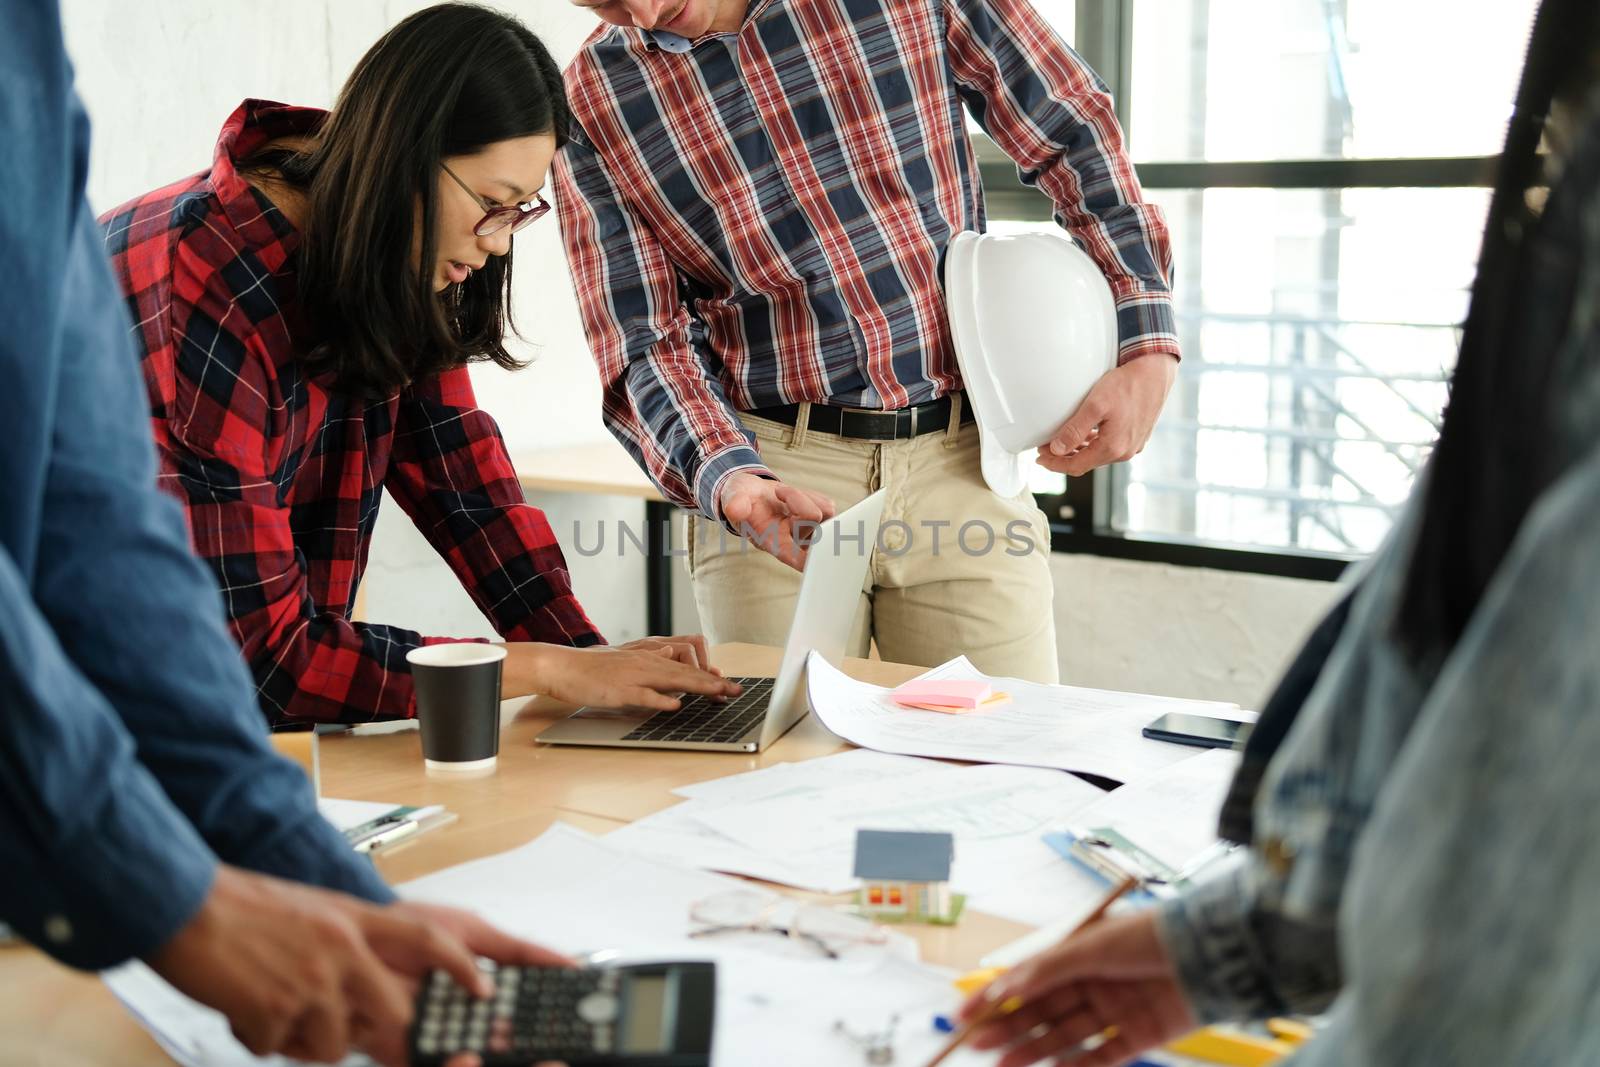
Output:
[99, 3, 739, 725]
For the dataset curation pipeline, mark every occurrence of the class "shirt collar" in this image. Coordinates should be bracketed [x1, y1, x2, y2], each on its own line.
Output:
[640, 0, 773, 52]
[210, 99, 327, 269]
[646, 29, 695, 52]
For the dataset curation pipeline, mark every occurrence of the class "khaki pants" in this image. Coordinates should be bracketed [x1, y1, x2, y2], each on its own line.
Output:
[685, 403, 1060, 683]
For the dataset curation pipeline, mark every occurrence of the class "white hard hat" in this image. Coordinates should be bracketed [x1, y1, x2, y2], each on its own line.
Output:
[945, 230, 1119, 498]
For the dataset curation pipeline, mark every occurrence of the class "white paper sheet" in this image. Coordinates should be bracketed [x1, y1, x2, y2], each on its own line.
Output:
[603, 799, 858, 892]
[961, 843, 1120, 929]
[978, 894, 1146, 971]
[806, 652, 1246, 783]
[395, 827, 995, 1066]
[102, 962, 372, 1067]
[1069, 747, 1242, 872]
[685, 763, 1109, 924]
[718, 951, 995, 1067]
[671, 748, 938, 803]
[104, 826, 989, 1066]
[605, 751, 950, 893]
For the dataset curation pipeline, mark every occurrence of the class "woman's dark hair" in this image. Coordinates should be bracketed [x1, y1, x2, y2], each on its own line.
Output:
[1393, 0, 1599, 660]
[250, 3, 569, 394]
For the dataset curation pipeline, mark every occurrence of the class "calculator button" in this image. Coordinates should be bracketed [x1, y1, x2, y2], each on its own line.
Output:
[576, 991, 620, 1025]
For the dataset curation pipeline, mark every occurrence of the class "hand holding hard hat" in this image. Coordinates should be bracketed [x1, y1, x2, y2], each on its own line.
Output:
[946, 230, 1173, 495]
[1035, 342, 1177, 479]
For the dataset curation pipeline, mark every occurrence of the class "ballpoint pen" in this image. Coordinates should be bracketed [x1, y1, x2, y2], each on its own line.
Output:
[342, 810, 411, 845]
[353, 818, 420, 854]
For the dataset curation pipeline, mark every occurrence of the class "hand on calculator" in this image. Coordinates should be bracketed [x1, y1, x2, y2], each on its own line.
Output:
[367, 901, 575, 1067]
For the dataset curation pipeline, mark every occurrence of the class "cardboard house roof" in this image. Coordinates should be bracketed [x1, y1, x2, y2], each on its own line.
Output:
[852, 829, 954, 882]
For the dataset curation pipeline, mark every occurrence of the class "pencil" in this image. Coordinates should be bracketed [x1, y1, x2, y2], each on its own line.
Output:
[920, 875, 1140, 1067]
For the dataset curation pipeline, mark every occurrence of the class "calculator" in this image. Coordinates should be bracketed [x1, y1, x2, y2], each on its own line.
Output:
[409, 960, 716, 1066]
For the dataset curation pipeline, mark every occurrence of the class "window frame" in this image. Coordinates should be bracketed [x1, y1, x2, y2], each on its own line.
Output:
[994, 0, 1500, 582]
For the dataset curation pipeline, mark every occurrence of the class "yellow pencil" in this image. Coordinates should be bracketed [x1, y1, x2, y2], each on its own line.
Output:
[921, 875, 1139, 1067]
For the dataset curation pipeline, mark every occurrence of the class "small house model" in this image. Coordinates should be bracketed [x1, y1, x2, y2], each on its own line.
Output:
[853, 829, 956, 922]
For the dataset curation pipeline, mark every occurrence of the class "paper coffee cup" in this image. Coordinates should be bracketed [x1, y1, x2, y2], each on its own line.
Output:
[406, 644, 507, 775]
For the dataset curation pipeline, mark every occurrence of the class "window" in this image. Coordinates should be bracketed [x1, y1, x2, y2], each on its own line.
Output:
[1127, 1, 1536, 163]
[980, 0, 1540, 577]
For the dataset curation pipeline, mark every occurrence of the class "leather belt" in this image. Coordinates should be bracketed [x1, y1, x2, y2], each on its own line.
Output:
[744, 393, 972, 442]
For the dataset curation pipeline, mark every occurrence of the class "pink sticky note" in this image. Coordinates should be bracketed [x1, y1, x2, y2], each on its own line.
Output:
[889, 679, 994, 709]
[900, 692, 1011, 714]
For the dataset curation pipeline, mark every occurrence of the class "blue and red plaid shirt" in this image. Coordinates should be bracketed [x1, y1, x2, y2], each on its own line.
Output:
[555, 0, 1178, 521]
[100, 100, 602, 726]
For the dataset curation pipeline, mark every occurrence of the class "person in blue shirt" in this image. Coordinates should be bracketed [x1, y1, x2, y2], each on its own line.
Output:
[0, 5, 566, 1064]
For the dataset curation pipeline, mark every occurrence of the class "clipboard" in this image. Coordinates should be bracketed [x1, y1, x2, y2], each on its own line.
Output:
[343, 804, 456, 854]
[1044, 826, 1236, 900]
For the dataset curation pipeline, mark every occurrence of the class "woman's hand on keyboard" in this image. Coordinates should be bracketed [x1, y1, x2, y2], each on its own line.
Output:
[504, 642, 743, 710]
[616, 634, 721, 675]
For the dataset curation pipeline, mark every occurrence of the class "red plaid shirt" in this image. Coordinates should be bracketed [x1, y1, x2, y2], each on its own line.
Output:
[100, 100, 602, 726]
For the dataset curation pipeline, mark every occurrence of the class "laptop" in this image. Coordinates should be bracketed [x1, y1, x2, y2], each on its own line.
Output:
[535, 489, 887, 753]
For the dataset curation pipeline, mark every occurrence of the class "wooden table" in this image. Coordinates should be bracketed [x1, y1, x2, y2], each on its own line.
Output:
[510, 441, 678, 636]
[0, 644, 1031, 1066]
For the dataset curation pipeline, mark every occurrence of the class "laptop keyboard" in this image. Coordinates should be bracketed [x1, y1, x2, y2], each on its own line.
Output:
[620, 677, 776, 744]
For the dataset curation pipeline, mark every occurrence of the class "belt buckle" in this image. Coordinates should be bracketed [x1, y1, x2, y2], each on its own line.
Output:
[907, 405, 920, 439]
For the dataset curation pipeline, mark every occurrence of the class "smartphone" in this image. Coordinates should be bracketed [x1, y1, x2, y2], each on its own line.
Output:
[1142, 712, 1248, 749]
[411, 961, 715, 1067]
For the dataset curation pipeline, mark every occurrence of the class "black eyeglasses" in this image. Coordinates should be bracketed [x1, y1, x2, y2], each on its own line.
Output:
[442, 162, 550, 237]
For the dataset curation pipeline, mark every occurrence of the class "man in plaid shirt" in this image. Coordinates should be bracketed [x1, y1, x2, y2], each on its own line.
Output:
[557, 0, 1178, 682]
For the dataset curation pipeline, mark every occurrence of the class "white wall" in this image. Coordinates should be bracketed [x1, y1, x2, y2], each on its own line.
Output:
[1050, 555, 1340, 706]
[65, 0, 607, 452]
[63, 0, 640, 635]
[61, 0, 1343, 708]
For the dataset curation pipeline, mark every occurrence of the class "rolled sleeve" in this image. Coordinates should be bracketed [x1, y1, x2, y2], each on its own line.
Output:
[1158, 862, 1279, 1024]
[555, 121, 768, 521]
[945, 0, 1180, 363]
[228, 810, 394, 906]
[21, 768, 219, 971]
[1157, 857, 1343, 1025]
[696, 444, 773, 530]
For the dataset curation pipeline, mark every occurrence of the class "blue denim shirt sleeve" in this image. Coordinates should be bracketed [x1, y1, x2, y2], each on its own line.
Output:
[1293, 439, 1600, 1065]
[1147, 481, 1416, 1023]
[1153, 84, 1600, 1054]
[0, 0, 390, 970]
[1158, 445, 1600, 1037]
[1156, 854, 1343, 1024]
[0, 542, 219, 970]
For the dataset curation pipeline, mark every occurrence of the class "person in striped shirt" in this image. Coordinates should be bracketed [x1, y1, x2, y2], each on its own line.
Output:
[557, 0, 1178, 682]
